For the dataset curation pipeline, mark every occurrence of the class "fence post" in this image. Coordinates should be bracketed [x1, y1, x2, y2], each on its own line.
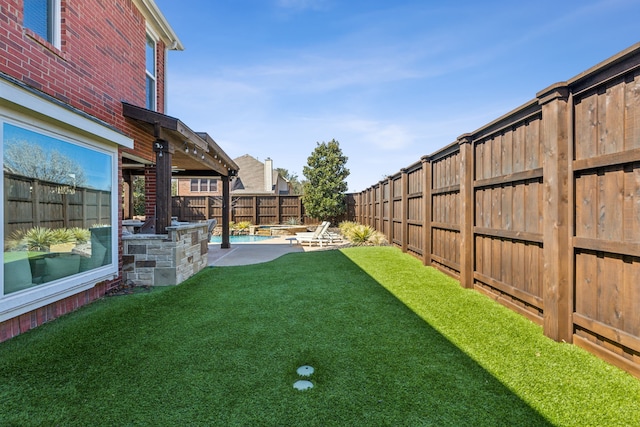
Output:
[537, 82, 572, 343]
[459, 136, 475, 289]
[298, 196, 304, 224]
[375, 183, 381, 231]
[401, 169, 408, 253]
[421, 156, 432, 266]
[252, 196, 258, 225]
[387, 176, 393, 244]
[353, 193, 359, 223]
[369, 187, 374, 227]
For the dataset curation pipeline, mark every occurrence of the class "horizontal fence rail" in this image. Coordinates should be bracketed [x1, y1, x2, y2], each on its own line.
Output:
[5, 173, 111, 236]
[349, 43, 640, 379]
[172, 194, 324, 225]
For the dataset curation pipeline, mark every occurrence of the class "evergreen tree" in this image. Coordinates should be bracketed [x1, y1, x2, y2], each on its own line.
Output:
[302, 139, 349, 222]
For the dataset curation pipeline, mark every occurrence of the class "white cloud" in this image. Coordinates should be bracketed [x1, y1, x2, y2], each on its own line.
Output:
[337, 119, 414, 151]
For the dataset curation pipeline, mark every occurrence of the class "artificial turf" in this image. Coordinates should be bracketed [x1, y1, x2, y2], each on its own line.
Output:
[0, 246, 638, 426]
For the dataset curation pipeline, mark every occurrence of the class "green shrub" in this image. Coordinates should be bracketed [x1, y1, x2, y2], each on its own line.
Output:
[6, 226, 94, 251]
[283, 217, 301, 226]
[21, 227, 54, 251]
[49, 228, 74, 244]
[340, 222, 388, 246]
[69, 227, 90, 244]
[368, 230, 388, 246]
[233, 221, 252, 230]
[338, 221, 357, 237]
[349, 224, 375, 245]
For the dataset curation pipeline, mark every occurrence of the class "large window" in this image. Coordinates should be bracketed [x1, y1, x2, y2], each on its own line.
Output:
[3, 122, 113, 295]
[145, 34, 157, 110]
[23, 0, 60, 47]
[190, 178, 218, 193]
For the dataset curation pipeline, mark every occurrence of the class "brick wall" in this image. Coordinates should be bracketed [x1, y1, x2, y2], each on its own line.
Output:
[177, 178, 223, 197]
[0, 0, 168, 341]
[0, 281, 110, 342]
[0, 0, 166, 153]
[144, 164, 157, 219]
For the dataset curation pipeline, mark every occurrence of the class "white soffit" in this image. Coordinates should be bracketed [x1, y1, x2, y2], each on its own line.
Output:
[133, 0, 184, 51]
[0, 78, 134, 149]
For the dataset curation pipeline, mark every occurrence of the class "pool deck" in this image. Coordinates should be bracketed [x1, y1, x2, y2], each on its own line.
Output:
[207, 235, 343, 266]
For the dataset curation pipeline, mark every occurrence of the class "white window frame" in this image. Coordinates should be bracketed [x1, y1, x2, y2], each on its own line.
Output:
[145, 28, 158, 111]
[163, 43, 169, 113]
[23, 0, 62, 49]
[0, 77, 132, 322]
[190, 178, 218, 193]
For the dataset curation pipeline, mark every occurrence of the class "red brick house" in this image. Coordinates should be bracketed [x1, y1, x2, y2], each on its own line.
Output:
[176, 176, 222, 197]
[0, 0, 237, 341]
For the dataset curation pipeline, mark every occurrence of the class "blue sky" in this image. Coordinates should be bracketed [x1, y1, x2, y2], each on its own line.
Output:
[4, 123, 112, 191]
[154, 0, 639, 192]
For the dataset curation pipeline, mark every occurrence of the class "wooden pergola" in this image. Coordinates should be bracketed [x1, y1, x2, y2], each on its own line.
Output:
[121, 102, 239, 248]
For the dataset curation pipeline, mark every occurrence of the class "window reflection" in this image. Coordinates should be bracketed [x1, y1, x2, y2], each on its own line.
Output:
[145, 35, 156, 110]
[3, 123, 113, 294]
[23, 0, 54, 42]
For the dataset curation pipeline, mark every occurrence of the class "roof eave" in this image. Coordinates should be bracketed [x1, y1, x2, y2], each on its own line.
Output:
[132, 0, 185, 51]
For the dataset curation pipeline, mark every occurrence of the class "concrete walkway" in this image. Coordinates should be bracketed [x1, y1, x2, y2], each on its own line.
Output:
[207, 235, 337, 266]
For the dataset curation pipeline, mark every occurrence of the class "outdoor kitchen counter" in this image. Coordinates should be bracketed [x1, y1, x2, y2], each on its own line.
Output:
[122, 222, 209, 286]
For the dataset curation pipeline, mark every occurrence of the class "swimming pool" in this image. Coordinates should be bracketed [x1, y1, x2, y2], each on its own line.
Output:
[209, 235, 276, 243]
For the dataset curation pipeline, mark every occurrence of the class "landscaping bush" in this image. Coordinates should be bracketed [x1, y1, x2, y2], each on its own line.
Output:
[339, 221, 388, 246]
[69, 227, 90, 244]
[6, 226, 92, 252]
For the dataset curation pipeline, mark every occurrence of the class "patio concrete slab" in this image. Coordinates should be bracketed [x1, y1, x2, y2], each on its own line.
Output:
[208, 235, 338, 266]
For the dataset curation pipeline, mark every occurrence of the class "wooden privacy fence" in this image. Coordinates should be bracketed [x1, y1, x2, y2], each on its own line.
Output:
[4, 173, 111, 236]
[350, 43, 640, 378]
[172, 194, 316, 225]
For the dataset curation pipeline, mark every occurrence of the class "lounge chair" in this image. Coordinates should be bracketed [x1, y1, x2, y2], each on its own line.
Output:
[207, 218, 218, 238]
[295, 221, 329, 239]
[295, 221, 332, 247]
[297, 221, 344, 244]
[323, 230, 343, 243]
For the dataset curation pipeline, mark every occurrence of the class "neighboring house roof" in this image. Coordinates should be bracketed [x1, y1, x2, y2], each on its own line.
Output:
[232, 154, 284, 194]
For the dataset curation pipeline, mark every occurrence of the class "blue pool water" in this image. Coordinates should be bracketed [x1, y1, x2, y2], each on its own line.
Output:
[210, 235, 276, 243]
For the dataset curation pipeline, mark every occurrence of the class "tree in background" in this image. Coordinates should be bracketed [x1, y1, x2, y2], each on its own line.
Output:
[275, 167, 305, 195]
[4, 140, 87, 186]
[302, 139, 349, 222]
[133, 176, 146, 216]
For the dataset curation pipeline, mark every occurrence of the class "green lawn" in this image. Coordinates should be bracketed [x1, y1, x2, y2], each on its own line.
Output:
[1, 246, 638, 426]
